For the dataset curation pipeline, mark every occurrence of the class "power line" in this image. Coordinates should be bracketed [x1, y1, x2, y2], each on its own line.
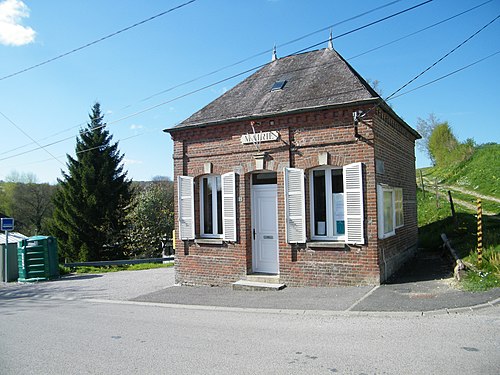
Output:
[0, 0, 406, 157]
[0, 0, 435, 162]
[12, 128, 159, 168]
[134, 0, 407, 104]
[7, 47, 499, 169]
[385, 13, 500, 101]
[347, 0, 494, 60]
[0, 0, 198, 82]
[294, 0, 434, 55]
[0, 111, 65, 166]
[389, 50, 500, 99]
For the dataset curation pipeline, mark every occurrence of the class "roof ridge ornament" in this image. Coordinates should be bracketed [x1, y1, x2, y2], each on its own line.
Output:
[328, 29, 334, 50]
[272, 45, 277, 61]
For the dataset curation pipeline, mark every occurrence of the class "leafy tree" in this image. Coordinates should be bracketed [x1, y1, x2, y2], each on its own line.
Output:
[428, 122, 458, 166]
[125, 179, 174, 258]
[10, 182, 57, 235]
[416, 113, 441, 163]
[0, 172, 55, 235]
[52, 102, 132, 261]
[428, 122, 475, 167]
[0, 182, 14, 215]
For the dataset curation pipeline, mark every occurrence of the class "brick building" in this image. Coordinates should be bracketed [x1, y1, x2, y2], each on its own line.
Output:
[164, 46, 420, 287]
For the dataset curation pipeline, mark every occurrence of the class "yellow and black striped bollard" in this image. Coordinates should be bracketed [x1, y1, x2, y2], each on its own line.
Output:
[477, 199, 482, 265]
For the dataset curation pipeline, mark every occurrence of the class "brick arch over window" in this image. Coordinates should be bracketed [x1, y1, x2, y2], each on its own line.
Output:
[300, 153, 347, 170]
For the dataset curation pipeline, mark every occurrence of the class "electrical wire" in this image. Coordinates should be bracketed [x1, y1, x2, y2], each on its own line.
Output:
[0, 0, 436, 162]
[13, 129, 159, 168]
[389, 50, 500, 99]
[384, 14, 500, 101]
[0, 0, 198, 82]
[293, 0, 433, 54]
[0, 111, 65, 166]
[7, 46, 499, 169]
[347, 0, 494, 60]
[1, 0, 410, 158]
[134, 0, 407, 104]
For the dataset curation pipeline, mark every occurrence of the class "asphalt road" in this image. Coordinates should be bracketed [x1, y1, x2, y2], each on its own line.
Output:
[1, 297, 499, 374]
[1, 266, 500, 374]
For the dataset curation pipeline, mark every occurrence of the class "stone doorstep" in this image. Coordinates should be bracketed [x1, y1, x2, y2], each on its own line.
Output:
[232, 280, 287, 291]
[245, 273, 281, 284]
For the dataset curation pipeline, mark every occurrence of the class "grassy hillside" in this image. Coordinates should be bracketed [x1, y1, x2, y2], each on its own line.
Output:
[421, 143, 499, 198]
[417, 143, 500, 290]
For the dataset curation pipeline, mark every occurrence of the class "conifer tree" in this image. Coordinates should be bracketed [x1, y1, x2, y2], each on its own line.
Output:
[52, 102, 132, 261]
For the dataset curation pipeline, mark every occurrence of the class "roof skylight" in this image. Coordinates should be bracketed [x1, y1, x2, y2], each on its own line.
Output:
[271, 80, 287, 91]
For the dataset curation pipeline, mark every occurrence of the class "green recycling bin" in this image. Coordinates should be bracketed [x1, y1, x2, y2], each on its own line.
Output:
[18, 236, 59, 282]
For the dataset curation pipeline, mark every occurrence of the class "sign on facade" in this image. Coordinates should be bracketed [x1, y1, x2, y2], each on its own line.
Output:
[241, 131, 280, 145]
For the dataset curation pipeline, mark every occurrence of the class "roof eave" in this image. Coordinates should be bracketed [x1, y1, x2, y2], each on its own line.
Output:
[164, 98, 380, 134]
[377, 99, 421, 140]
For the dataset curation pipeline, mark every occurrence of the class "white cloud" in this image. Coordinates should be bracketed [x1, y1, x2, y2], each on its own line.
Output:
[0, 0, 36, 46]
[130, 124, 144, 130]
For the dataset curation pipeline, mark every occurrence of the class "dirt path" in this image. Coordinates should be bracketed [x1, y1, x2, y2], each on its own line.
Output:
[440, 184, 500, 204]
[420, 177, 497, 215]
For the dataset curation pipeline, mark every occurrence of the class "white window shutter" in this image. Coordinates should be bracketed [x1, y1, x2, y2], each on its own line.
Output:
[177, 176, 195, 240]
[343, 162, 365, 245]
[222, 172, 237, 242]
[284, 168, 306, 243]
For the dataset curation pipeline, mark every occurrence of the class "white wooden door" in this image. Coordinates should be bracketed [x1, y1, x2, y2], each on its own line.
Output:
[252, 185, 279, 274]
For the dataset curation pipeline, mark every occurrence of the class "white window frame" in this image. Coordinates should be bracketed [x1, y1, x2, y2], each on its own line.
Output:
[395, 187, 404, 228]
[377, 184, 398, 239]
[199, 175, 223, 239]
[309, 167, 346, 241]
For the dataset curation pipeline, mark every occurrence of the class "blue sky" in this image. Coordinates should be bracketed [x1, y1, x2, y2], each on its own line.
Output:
[0, 0, 499, 183]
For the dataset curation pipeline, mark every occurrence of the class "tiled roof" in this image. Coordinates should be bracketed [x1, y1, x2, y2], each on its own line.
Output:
[166, 48, 420, 139]
[170, 48, 381, 130]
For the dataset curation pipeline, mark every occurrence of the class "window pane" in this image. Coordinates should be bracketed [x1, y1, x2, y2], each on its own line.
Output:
[331, 170, 344, 235]
[395, 188, 403, 227]
[331, 169, 343, 194]
[383, 190, 393, 234]
[216, 176, 223, 235]
[313, 170, 326, 236]
[203, 178, 213, 234]
[252, 172, 277, 185]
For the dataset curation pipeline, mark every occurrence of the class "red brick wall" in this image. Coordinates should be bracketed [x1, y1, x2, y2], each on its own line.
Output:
[373, 108, 419, 281]
[169, 104, 418, 286]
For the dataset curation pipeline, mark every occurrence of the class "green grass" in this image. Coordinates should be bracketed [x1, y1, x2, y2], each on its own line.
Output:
[422, 143, 500, 198]
[446, 189, 500, 214]
[65, 262, 173, 274]
[417, 187, 500, 291]
[461, 244, 500, 291]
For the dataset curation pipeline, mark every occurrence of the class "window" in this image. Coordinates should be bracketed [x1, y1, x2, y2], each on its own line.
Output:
[177, 172, 236, 242]
[310, 168, 345, 240]
[395, 188, 404, 228]
[377, 185, 404, 239]
[200, 175, 223, 238]
[285, 162, 364, 245]
[271, 80, 287, 91]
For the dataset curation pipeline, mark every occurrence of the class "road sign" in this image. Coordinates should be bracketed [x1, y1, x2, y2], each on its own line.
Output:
[1, 218, 14, 231]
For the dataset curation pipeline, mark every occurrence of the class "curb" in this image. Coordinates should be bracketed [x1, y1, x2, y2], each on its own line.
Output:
[81, 296, 500, 318]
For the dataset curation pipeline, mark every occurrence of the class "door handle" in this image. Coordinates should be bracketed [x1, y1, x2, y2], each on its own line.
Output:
[253, 228, 256, 240]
